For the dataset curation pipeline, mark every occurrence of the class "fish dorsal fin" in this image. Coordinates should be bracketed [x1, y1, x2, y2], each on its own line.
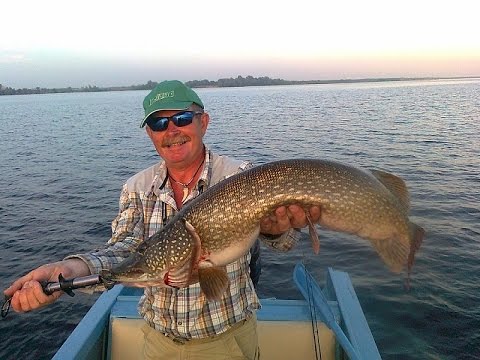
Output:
[370, 169, 410, 211]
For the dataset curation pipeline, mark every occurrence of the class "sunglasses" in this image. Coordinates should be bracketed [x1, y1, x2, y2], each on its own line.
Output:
[146, 111, 203, 132]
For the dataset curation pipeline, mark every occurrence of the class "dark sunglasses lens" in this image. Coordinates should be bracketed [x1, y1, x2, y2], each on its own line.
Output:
[147, 111, 198, 131]
[148, 117, 169, 131]
[173, 112, 195, 127]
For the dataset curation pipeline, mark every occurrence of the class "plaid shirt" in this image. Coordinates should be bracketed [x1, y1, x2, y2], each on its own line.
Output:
[69, 147, 299, 339]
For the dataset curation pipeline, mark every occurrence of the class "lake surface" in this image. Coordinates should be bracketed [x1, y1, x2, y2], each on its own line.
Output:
[0, 79, 479, 359]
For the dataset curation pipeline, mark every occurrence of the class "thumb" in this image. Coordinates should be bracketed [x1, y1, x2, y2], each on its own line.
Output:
[4, 272, 36, 297]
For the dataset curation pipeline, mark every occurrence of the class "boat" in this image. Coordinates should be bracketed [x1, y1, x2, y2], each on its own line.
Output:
[52, 264, 381, 359]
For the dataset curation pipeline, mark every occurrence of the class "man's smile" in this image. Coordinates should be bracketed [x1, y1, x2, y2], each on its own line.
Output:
[162, 136, 190, 148]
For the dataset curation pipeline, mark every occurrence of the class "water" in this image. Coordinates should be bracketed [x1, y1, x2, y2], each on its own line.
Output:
[0, 79, 479, 359]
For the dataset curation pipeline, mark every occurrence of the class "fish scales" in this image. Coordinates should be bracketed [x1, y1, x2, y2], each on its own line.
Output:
[107, 159, 424, 292]
[186, 160, 402, 248]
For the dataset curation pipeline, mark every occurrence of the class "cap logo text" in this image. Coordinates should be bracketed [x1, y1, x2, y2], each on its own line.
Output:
[150, 90, 175, 106]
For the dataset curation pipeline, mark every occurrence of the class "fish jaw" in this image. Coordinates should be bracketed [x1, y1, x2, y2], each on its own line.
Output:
[112, 270, 167, 284]
[102, 253, 169, 285]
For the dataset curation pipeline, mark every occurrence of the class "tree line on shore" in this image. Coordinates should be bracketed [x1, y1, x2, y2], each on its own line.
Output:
[0, 75, 438, 96]
[0, 76, 296, 95]
[0, 81, 158, 96]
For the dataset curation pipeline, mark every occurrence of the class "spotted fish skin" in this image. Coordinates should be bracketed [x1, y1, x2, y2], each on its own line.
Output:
[107, 159, 424, 291]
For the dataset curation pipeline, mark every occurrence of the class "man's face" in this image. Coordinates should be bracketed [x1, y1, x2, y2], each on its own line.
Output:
[146, 108, 209, 169]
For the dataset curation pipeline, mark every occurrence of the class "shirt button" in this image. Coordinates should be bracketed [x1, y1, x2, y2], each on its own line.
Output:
[178, 291, 183, 296]
[178, 321, 182, 326]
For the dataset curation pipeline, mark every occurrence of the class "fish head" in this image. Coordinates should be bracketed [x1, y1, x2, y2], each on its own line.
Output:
[102, 218, 200, 288]
[101, 252, 169, 285]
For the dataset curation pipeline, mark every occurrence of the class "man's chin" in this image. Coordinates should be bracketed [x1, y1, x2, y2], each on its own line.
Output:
[162, 146, 191, 162]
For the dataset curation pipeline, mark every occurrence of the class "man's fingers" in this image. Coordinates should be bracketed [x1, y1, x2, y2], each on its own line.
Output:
[10, 280, 55, 313]
[15, 281, 39, 312]
[286, 205, 307, 228]
[261, 205, 322, 235]
[274, 206, 292, 233]
[274, 206, 287, 218]
[309, 206, 321, 222]
[26, 293, 42, 311]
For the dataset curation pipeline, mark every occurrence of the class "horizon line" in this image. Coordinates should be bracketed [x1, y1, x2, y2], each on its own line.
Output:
[1, 75, 479, 94]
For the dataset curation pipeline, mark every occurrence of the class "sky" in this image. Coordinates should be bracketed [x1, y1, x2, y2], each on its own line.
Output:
[1, 0, 479, 88]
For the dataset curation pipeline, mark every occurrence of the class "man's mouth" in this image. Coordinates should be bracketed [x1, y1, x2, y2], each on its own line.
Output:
[163, 137, 190, 148]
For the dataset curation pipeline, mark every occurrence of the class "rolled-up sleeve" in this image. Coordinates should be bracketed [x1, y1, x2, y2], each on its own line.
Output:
[259, 228, 302, 252]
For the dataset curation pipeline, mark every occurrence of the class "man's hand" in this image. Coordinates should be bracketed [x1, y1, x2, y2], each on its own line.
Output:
[3, 259, 90, 313]
[260, 204, 321, 235]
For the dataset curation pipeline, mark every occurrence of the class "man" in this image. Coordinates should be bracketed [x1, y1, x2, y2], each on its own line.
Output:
[5, 80, 320, 359]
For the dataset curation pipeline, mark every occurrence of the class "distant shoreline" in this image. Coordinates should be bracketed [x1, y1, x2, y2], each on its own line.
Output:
[1, 75, 478, 96]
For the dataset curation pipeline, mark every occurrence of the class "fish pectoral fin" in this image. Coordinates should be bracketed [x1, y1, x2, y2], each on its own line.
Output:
[198, 262, 229, 302]
[306, 213, 320, 254]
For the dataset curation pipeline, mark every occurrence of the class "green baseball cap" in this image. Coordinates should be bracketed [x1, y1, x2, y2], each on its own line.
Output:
[141, 80, 204, 127]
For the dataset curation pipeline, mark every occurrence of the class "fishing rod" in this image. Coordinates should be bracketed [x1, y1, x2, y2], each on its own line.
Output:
[1, 273, 114, 318]
[304, 261, 321, 360]
[293, 263, 363, 360]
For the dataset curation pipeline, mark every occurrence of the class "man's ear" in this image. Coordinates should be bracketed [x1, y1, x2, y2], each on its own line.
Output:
[145, 125, 153, 139]
[200, 113, 210, 134]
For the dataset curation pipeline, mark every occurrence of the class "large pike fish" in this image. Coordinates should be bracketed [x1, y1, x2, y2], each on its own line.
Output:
[103, 159, 424, 300]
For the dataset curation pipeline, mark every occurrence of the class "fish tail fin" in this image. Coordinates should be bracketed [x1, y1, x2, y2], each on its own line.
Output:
[198, 264, 230, 301]
[370, 236, 409, 273]
[370, 221, 424, 285]
[405, 222, 425, 288]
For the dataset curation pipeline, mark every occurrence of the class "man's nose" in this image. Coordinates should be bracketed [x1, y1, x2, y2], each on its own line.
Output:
[165, 119, 181, 132]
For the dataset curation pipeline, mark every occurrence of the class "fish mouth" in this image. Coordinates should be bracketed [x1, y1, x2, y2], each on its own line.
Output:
[104, 268, 166, 285]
